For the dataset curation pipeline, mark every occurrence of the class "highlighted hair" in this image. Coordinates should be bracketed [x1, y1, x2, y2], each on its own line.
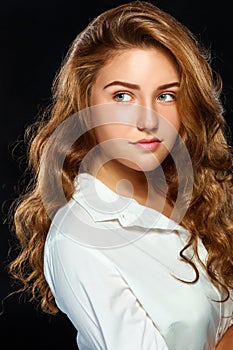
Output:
[8, 1, 233, 314]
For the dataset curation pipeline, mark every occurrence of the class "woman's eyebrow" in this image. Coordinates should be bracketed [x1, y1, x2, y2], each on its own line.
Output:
[103, 81, 140, 90]
[157, 82, 180, 91]
[103, 80, 180, 90]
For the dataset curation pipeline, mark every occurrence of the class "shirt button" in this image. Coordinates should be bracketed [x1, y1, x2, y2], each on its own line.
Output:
[119, 213, 127, 224]
[120, 211, 136, 224]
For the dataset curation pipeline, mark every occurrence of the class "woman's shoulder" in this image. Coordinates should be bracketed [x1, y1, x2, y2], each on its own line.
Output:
[44, 202, 119, 282]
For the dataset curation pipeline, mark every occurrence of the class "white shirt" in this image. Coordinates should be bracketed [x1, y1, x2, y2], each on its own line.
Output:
[44, 172, 233, 350]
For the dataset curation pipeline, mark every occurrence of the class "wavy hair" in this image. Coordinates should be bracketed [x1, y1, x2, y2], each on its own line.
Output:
[8, 1, 233, 314]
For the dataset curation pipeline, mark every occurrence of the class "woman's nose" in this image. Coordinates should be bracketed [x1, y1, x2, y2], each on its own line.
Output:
[136, 104, 159, 132]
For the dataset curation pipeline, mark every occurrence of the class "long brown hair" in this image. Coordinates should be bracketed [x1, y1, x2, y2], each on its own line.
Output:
[8, 1, 233, 314]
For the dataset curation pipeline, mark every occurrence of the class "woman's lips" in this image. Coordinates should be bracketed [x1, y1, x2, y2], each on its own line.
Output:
[130, 137, 161, 151]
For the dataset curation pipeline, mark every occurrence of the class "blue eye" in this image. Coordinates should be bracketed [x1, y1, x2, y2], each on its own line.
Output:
[158, 93, 175, 102]
[114, 93, 132, 102]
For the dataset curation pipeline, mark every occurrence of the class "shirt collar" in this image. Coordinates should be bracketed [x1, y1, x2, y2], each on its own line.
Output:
[73, 172, 188, 234]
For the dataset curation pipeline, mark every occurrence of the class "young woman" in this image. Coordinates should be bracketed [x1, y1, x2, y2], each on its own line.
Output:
[9, 1, 233, 349]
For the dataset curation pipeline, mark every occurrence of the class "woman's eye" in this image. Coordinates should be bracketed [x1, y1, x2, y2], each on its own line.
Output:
[114, 93, 132, 102]
[158, 93, 175, 102]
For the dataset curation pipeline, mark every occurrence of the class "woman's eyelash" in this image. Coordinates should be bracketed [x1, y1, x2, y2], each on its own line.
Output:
[112, 91, 177, 102]
[157, 92, 176, 101]
[113, 92, 132, 102]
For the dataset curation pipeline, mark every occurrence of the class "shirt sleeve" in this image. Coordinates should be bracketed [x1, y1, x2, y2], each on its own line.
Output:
[44, 229, 169, 350]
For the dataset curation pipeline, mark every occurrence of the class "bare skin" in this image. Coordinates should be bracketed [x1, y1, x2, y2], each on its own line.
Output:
[215, 325, 233, 349]
[95, 159, 174, 218]
[90, 47, 180, 219]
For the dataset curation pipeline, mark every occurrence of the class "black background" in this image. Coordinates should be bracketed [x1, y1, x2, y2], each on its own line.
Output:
[0, 1, 232, 349]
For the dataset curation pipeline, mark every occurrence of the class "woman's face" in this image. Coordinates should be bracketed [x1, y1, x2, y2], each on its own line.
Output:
[90, 47, 181, 173]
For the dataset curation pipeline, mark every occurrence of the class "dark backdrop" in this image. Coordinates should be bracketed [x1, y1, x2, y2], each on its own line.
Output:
[1, 1, 232, 349]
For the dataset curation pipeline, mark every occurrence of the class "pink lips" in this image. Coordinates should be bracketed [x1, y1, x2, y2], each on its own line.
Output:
[131, 137, 161, 151]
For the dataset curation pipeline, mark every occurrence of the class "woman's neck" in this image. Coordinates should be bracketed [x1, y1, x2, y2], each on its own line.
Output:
[95, 159, 149, 201]
[91, 158, 173, 218]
